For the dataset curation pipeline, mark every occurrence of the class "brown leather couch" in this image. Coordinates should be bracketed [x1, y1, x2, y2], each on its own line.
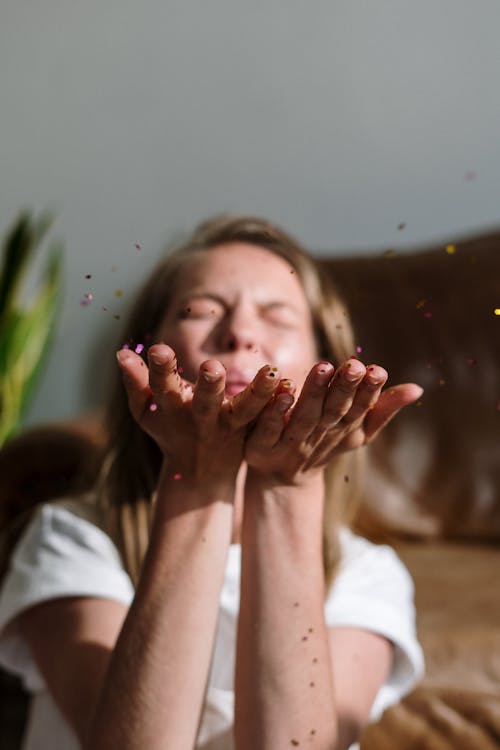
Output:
[1, 229, 499, 747]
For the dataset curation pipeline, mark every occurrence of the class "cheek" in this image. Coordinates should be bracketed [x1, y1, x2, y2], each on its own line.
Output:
[270, 334, 317, 386]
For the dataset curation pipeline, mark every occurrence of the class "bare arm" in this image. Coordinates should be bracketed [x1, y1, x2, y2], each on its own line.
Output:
[234, 358, 420, 749]
[17, 344, 283, 749]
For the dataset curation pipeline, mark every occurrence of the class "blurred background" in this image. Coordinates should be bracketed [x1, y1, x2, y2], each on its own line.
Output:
[1, 0, 499, 427]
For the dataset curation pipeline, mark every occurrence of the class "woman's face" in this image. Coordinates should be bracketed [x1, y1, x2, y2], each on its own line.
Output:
[156, 242, 319, 395]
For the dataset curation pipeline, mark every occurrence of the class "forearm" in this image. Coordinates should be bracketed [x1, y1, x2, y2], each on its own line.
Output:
[86, 466, 235, 750]
[234, 473, 337, 750]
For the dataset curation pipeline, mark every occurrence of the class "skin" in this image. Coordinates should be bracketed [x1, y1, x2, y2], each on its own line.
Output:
[15, 242, 423, 750]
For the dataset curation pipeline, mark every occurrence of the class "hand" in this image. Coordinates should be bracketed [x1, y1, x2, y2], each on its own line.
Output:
[116, 344, 283, 485]
[244, 357, 423, 485]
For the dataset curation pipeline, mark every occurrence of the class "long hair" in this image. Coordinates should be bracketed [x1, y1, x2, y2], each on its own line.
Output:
[98, 215, 364, 590]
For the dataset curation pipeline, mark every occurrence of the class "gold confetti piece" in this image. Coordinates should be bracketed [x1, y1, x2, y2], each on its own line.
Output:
[416, 401, 423, 407]
[445, 244, 456, 255]
[115, 289, 124, 297]
[438, 379, 446, 386]
[416, 299, 427, 309]
[494, 308, 500, 316]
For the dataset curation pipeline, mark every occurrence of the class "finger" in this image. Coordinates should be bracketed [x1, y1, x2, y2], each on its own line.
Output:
[338, 364, 388, 426]
[116, 349, 153, 422]
[228, 365, 282, 427]
[318, 358, 367, 430]
[284, 361, 335, 443]
[147, 344, 183, 399]
[363, 383, 424, 441]
[246, 391, 295, 450]
[191, 360, 226, 423]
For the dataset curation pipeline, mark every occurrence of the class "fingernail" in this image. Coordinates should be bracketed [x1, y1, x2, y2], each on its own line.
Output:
[116, 350, 132, 364]
[202, 368, 220, 382]
[149, 351, 169, 365]
[314, 367, 333, 386]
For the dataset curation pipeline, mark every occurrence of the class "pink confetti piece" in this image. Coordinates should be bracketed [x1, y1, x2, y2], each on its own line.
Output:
[84, 293, 93, 300]
[135, 343, 144, 354]
[121, 343, 130, 350]
[423, 311, 433, 319]
[149, 402, 158, 412]
[466, 357, 477, 366]
[355, 345, 362, 354]
[173, 472, 182, 480]
[178, 366, 183, 374]
[134, 243, 141, 250]
[80, 299, 90, 307]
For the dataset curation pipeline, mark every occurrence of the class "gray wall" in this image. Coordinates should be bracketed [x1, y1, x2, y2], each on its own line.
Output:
[1, 1, 500, 426]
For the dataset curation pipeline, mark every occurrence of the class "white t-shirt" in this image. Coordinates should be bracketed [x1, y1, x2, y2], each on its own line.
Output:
[0, 498, 424, 750]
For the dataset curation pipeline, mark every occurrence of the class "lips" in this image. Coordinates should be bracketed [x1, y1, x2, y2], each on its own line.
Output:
[223, 368, 254, 396]
[225, 382, 249, 396]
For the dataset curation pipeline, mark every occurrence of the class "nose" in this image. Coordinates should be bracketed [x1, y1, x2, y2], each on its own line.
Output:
[217, 308, 257, 353]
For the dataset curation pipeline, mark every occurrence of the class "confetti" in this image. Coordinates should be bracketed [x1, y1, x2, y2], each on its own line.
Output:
[121, 343, 130, 350]
[423, 311, 433, 319]
[466, 357, 477, 366]
[85, 274, 92, 279]
[173, 472, 182, 480]
[80, 299, 90, 307]
[84, 293, 93, 300]
[134, 243, 141, 250]
[355, 345, 363, 354]
[494, 308, 500, 316]
[438, 379, 446, 386]
[115, 289, 124, 298]
[416, 299, 427, 309]
[445, 244, 456, 255]
[415, 401, 423, 407]
[149, 402, 158, 412]
[135, 343, 144, 354]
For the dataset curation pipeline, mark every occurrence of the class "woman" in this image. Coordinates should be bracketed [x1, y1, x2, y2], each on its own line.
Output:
[0, 215, 424, 750]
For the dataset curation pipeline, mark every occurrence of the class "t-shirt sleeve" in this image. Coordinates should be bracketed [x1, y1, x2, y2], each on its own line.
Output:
[0, 502, 134, 691]
[325, 528, 425, 721]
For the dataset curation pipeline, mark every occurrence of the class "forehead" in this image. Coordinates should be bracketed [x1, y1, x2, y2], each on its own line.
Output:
[173, 242, 308, 304]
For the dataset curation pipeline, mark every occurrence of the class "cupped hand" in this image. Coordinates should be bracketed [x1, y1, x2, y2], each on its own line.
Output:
[116, 343, 283, 484]
[244, 358, 424, 485]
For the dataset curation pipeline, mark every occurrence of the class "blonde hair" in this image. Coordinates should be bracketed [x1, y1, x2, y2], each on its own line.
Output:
[98, 215, 364, 591]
